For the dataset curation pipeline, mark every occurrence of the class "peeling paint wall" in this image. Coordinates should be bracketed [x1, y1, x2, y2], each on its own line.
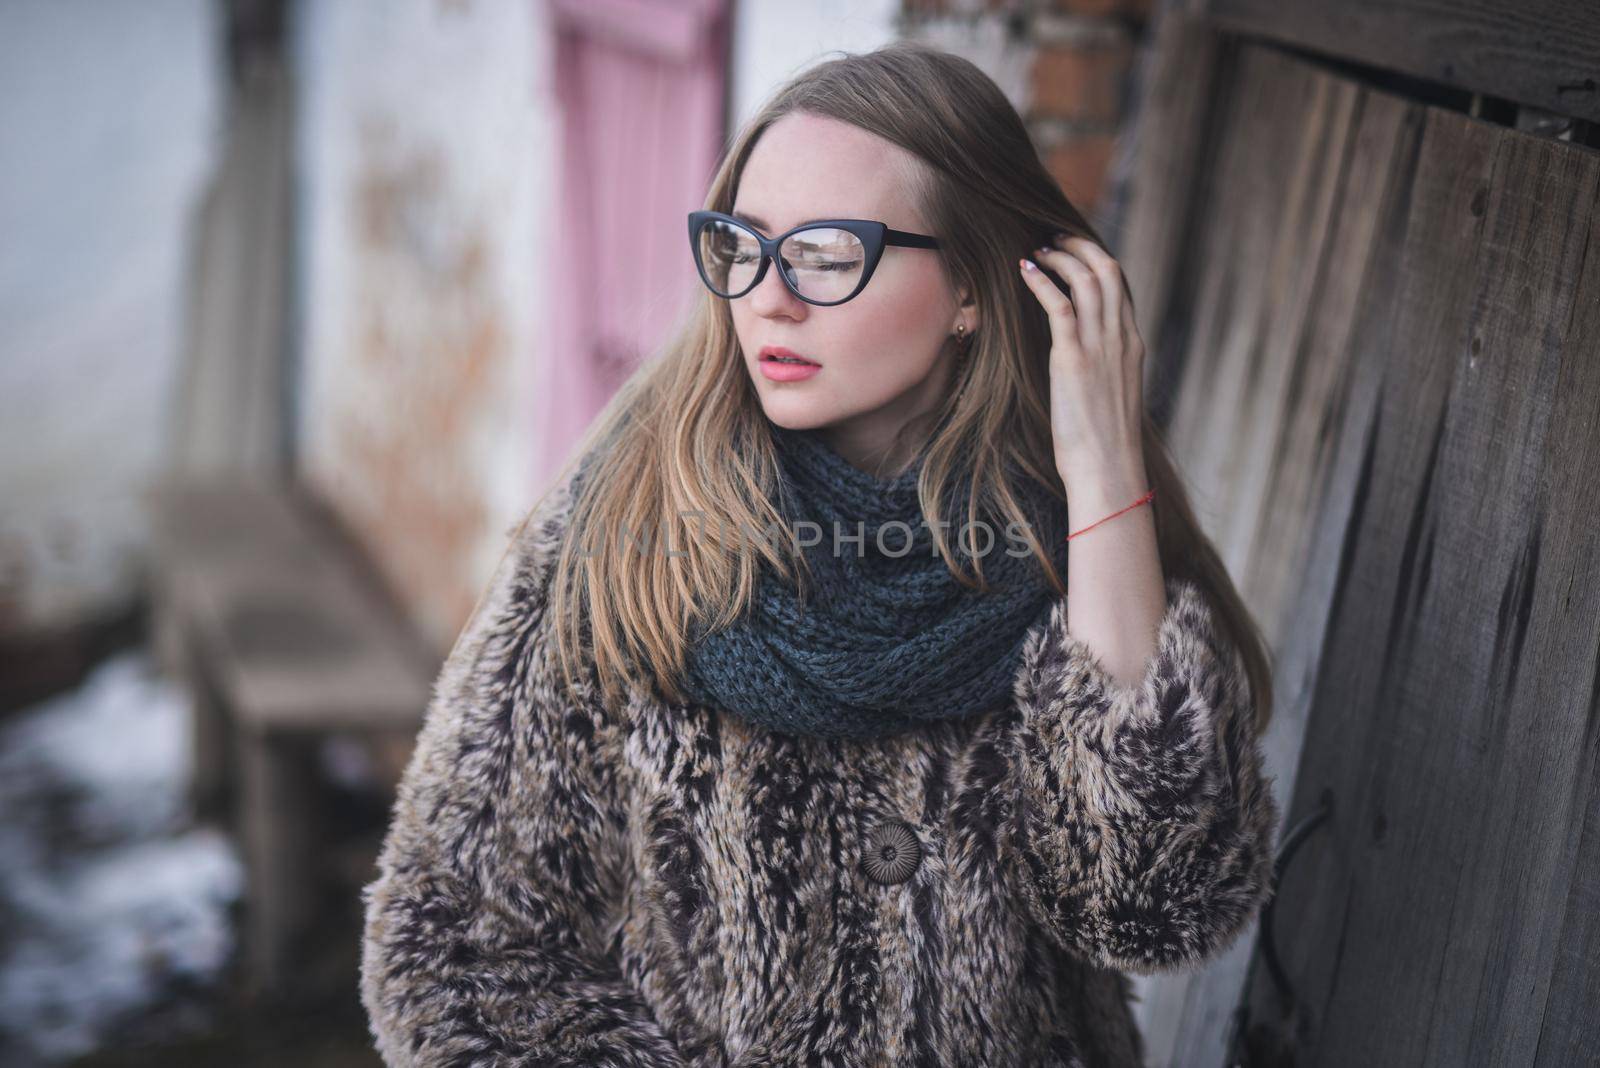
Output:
[292, 0, 552, 655]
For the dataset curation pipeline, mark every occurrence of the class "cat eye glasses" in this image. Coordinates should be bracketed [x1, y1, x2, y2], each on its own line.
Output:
[687, 209, 943, 307]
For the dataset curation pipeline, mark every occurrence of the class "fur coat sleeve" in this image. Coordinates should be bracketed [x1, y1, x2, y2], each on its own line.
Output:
[1005, 573, 1281, 975]
[358, 475, 699, 1067]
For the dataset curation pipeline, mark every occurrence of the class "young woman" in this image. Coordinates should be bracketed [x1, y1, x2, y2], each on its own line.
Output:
[361, 41, 1280, 1067]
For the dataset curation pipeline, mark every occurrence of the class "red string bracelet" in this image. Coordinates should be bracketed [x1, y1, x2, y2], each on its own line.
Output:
[1066, 487, 1156, 541]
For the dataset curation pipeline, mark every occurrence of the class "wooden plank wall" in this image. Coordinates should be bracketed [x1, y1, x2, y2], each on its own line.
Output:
[1208, 0, 1600, 125]
[1115, 8, 1600, 1065]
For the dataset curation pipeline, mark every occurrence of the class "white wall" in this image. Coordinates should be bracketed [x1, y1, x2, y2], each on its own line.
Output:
[291, 0, 554, 651]
[729, 0, 901, 131]
[0, 0, 220, 634]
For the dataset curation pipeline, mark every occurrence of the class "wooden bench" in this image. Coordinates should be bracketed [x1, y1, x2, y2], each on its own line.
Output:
[147, 476, 437, 999]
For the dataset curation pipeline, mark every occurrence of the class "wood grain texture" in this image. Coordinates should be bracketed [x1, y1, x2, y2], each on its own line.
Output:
[1119, 22, 1600, 1062]
[1205, 0, 1600, 124]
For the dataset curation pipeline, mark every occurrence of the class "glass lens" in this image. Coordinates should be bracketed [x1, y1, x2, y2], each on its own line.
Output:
[696, 219, 760, 295]
[779, 226, 866, 302]
[696, 219, 867, 302]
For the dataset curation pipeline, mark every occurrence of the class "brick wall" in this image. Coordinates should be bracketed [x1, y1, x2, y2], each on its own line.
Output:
[899, 0, 1156, 221]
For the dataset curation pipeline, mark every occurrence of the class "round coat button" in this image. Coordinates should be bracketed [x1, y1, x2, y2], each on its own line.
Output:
[861, 818, 923, 885]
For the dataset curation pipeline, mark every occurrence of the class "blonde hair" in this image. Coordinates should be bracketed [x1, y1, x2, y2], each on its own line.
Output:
[526, 40, 1274, 734]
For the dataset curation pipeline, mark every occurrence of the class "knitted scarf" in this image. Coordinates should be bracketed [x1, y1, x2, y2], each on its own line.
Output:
[678, 424, 1071, 741]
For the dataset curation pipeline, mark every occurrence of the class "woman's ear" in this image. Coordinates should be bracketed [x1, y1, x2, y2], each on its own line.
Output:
[956, 283, 979, 328]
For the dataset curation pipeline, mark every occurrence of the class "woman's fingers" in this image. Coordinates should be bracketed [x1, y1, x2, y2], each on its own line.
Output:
[1032, 243, 1103, 358]
[1121, 287, 1143, 371]
[1057, 235, 1125, 355]
[1018, 256, 1080, 357]
[1022, 234, 1150, 464]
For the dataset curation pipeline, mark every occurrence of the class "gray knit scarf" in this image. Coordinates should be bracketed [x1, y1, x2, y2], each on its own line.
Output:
[677, 423, 1071, 741]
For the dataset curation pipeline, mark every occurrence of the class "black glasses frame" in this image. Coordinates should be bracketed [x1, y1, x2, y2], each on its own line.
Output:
[687, 209, 942, 307]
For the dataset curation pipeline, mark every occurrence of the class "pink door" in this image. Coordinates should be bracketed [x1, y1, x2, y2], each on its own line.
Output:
[540, 0, 731, 486]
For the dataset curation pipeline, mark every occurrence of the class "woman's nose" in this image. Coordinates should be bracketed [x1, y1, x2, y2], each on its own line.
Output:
[748, 257, 804, 314]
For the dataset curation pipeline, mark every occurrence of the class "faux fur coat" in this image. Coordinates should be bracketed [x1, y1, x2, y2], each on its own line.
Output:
[359, 469, 1281, 1067]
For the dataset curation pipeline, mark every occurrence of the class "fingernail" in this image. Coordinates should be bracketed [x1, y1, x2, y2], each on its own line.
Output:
[1019, 258, 1037, 271]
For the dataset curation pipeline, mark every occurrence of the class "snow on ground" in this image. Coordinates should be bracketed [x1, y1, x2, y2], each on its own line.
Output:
[0, 649, 244, 1066]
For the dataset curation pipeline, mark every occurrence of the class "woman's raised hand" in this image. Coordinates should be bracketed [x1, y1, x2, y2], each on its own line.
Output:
[1018, 234, 1147, 483]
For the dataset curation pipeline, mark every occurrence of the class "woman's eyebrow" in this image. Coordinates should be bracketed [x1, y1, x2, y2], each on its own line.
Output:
[731, 210, 834, 231]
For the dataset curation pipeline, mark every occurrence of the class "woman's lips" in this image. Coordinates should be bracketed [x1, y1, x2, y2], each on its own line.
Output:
[759, 350, 821, 381]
